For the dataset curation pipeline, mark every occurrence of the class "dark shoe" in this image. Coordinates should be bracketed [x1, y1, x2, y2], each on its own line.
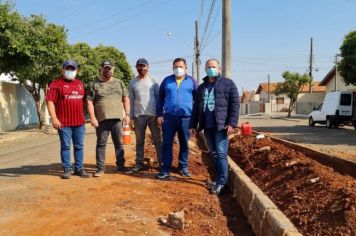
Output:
[117, 166, 133, 173]
[93, 169, 104, 177]
[155, 171, 170, 179]
[207, 181, 217, 190]
[179, 168, 191, 177]
[131, 164, 143, 172]
[210, 184, 225, 195]
[61, 169, 71, 179]
[74, 169, 91, 178]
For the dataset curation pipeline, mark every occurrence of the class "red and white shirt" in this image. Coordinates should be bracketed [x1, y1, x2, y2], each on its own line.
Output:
[46, 76, 85, 127]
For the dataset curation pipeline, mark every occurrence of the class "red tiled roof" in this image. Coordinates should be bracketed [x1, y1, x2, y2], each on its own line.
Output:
[256, 81, 325, 94]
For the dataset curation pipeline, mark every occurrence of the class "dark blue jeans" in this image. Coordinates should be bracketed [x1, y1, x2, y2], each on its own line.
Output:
[95, 119, 125, 170]
[58, 125, 85, 171]
[161, 114, 190, 173]
[204, 128, 228, 186]
[134, 115, 162, 165]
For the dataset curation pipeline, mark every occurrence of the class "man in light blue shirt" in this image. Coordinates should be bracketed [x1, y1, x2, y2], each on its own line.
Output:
[129, 58, 162, 172]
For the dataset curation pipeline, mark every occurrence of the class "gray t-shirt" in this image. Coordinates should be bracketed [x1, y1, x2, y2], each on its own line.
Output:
[128, 75, 159, 118]
[86, 77, 128, 122]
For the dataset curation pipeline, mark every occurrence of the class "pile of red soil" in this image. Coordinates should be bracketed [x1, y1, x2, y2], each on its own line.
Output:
[229, 134, 356, 235]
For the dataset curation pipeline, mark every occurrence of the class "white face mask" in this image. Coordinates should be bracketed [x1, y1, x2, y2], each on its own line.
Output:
[174, 67, 185, 78]
[64, 70, 77, 80]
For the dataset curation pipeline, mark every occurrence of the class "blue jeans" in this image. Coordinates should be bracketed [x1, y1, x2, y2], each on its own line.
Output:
[134, 115, 162, 165]
[161, 114, 190, 173]
[95, 119, 125, 170]
[58, 125, 85, 171]
[204, 128, 228, 186]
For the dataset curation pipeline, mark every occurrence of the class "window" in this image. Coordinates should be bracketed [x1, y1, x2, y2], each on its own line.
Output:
[340, 94, 351, 106]
[276, 97, 284, 104]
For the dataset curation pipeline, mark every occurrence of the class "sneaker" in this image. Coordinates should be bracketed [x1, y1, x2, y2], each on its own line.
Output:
[61, 169, 71, 179]
[179, 168, 191, 177]
[93, 170, 104, 177]
[73, 169, 91, 178]
[131, 164, 143, 172]
[117, 166, 133, 174]
[155, 171, 170, 179]
[210, 184, 225, 195]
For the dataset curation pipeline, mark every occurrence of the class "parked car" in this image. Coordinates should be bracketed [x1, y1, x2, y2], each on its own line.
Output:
[308, 91, 356, 129]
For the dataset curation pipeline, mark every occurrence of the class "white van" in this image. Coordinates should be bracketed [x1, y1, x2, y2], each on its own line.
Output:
[308, 91, 356, 129]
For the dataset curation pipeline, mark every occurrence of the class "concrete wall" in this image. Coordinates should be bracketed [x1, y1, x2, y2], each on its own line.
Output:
[296, 93, 325, 114]
[16, 86, 39, 127]
[0, 82, 19, 131]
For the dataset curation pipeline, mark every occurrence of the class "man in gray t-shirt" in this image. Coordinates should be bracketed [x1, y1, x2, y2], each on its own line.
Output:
[87, 60, 131, 176]
[128, 58, 162, 172]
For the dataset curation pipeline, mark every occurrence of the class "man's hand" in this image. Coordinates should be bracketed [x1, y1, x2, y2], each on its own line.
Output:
[90, 117, 99, 128]
[189, 128, 196, 137]
[52, 118, 63, 130]
[157, 116, 164, 128]
[129, 119, 135, 130]
[124, 115, 130, 126]
[225, 125, 234, 134]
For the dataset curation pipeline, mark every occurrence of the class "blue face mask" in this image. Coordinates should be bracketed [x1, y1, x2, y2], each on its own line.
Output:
[206, 67, 218, 77]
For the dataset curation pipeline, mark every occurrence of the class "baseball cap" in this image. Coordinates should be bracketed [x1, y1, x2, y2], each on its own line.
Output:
[100, 60, 114, 68]
[63, 60, 78, 69]
[136, 58, 148, 66]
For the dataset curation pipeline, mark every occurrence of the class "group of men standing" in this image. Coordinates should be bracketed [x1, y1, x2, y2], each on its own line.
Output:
[46, 57, 239, 195]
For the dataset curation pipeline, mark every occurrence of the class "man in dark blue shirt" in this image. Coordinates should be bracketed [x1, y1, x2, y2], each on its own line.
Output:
[189, 58, 239, 195]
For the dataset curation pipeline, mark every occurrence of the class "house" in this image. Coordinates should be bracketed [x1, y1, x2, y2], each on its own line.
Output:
[240, 90, 258, 115]
[319, 66, 356, 92]
[254, 81, 326, 114]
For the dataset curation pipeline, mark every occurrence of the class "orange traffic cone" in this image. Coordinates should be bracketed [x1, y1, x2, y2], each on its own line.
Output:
[123, 125, 131, 144]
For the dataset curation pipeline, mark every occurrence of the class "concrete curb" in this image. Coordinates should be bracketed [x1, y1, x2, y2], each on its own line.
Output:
[228, 157, 302, 236]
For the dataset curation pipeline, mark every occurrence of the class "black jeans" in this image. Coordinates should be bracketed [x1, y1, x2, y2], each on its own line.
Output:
[95, 119, 124, 170]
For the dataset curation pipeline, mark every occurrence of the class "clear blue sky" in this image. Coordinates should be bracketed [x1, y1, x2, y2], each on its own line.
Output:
[11, 0, 356, 92]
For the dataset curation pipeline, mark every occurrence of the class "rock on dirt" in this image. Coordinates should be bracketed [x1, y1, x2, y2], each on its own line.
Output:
[167, 210, 185, 230]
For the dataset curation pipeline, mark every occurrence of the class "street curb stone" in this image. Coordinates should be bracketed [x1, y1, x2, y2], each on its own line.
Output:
[228, 157, 302, 236]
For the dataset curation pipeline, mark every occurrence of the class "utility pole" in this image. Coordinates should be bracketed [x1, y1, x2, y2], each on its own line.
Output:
[192, 62, 195, 78]
[267, 74, 270, 103]
[222, 0, 231, 78]
[309, 37, 313, 93]
[334, 54, 340, 91]
[194, 20, 200, 84]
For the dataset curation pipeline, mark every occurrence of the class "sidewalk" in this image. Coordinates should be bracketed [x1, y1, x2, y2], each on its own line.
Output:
[0, 126, 43, 144]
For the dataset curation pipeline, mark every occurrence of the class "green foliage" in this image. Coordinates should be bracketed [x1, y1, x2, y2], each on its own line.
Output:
[68, 43, 133, 87]
[0, 1, 133, 128]
[275, 71, 311, 117]
[339, 30, 356, 85]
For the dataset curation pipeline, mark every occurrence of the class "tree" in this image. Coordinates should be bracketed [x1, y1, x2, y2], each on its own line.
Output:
[275, 71, 311, 117]
[68, 43, 133, 87]
[338, 30, 356, 85]
[0, 2, 68, 129]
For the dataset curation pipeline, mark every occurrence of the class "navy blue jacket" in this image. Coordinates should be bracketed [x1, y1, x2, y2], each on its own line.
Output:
[189, 75, 240, 131]
[156, 74, 197, 117]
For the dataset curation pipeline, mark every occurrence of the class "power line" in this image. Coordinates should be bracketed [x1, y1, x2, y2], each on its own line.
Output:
[78, 0, 173, 36]
[200, 0, 221, 50]
[53, 0, 97, 20]
[69, 0, 158, 31]
[199, 0, 216, 50]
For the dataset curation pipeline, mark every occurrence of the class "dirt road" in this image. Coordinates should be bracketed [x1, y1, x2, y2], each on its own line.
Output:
[239, 114, 356, 162]
[0, 128, 253, 236]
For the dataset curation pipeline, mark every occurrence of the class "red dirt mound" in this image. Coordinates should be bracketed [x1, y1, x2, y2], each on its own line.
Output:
[229, 135, 356, 236]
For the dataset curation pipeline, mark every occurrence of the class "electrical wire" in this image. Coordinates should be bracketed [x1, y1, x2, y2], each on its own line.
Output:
[69, 0, 158, 31]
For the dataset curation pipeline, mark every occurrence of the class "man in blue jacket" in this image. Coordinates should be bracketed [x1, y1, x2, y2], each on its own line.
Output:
[156, 58, 197, 179]
[189, 58, 239, 194]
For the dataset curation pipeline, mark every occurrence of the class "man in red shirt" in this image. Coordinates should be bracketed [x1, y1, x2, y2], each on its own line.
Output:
[46, 60, 90, 179]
